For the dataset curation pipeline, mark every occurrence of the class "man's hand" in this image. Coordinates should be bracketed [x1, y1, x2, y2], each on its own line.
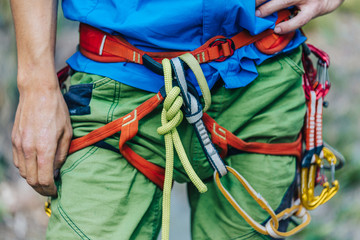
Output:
[255, 0, 345, 34]
[12, 75, 72, 196]
[10, 0, 71, 196]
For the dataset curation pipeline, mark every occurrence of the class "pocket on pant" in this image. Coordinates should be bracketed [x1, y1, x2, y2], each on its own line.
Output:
[278, 46, 305, 77]
[64, 83, 93, 115]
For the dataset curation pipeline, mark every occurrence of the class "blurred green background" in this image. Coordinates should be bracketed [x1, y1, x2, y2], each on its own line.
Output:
[0, 0, 359, 239]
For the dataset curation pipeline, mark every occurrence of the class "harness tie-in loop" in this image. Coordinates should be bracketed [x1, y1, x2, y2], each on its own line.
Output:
[171, 54, 228, 177]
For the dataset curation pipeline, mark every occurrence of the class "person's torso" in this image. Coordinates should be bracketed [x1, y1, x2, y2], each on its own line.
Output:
[62, 0, 306, 93]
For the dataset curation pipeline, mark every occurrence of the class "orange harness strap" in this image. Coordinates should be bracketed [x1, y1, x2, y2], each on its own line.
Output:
[68, 91, 166, 189]
[202, 113, 302, 161]
[79, 10, 295, 64]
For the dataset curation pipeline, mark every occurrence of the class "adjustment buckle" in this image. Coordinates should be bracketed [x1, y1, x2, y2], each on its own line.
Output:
[209, 38, 235, 62]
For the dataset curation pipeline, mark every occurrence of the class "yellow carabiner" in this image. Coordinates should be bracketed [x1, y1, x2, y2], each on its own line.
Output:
[301, 147, 340, 210]
[300, 167, 314, 208]
[214, 166, 279, 235]
[305, 155, 330, 209]
[320, 147, 339, 204]
[216, 166, 312, 238]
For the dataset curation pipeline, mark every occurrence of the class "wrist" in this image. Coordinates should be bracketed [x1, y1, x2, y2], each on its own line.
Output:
[17, 66, 60, 93]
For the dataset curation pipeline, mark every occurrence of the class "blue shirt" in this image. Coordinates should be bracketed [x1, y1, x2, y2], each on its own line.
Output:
[62, 0, 306, 94]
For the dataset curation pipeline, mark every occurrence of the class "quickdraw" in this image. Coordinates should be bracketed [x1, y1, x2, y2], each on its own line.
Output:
[300, 44, 343, 210]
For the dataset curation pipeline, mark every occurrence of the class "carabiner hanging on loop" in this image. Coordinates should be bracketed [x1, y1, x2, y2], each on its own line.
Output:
[214, 166, 279, 235]
[265, 202, 311, 238]
[301, 147, 340, 210]
[303, 155, 330, 210]
[320, 147, 339, 204]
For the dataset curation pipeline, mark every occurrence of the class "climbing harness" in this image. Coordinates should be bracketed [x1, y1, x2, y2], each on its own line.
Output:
[44, 10, 346, 240]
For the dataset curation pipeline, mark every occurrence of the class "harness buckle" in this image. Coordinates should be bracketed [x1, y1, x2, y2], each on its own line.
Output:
[209, 38, 235, 62]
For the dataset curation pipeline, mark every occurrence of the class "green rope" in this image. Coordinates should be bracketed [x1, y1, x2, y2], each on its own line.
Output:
[158, 57, 208, 240]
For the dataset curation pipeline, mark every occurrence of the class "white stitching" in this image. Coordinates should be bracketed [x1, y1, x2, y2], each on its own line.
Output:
[99, 35, 107, 56]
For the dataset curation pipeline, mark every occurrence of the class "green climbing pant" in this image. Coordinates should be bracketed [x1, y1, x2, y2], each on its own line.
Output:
[46, 46, 306, 240]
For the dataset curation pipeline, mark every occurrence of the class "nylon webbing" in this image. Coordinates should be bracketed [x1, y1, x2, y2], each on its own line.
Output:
[171, 55, 227, 177]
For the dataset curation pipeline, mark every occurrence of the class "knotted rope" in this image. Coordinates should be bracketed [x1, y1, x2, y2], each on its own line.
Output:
[158, 58, 207, 240]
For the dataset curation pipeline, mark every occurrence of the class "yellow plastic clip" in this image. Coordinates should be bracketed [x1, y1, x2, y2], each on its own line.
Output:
[45, 197, 52, 217]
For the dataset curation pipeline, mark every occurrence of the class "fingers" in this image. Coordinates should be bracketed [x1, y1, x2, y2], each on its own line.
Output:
[23, 143, 38, 187]
[53, 129, 72, 174]
[255, 0, 343, 34]
[256, 0, 297, 18]
[12, 135, 26, 177]
[12, 112, 60, 196]
[12, 106, 21, 169]
[255, 0, 268, 7]
[15, 130, 58, 196]
[37, 143, 58, 196]
[275, 6, 316, 34]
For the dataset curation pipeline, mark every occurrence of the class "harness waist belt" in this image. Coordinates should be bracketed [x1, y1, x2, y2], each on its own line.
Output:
[79, 10, 295, 65]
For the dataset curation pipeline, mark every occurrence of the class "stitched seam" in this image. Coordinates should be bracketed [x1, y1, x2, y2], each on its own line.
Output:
[281, 56, 305, 76]
[58, 203, 90, 240]
[109, 82, 121, 122]
[152, 189, 161, 238]
[106, 82, 118, 123]
[93, 77, 112, 88]
[61, 147, 98, 176]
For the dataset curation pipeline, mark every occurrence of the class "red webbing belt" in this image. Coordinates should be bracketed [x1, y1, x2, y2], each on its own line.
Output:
[68, 91, 166, 189]
[202, 113, 302, 161]
[79, 10, 295, 64]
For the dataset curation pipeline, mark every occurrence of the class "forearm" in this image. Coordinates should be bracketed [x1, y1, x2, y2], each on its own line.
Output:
[11, 0, 72, 197]
[10, 0, 58, 90]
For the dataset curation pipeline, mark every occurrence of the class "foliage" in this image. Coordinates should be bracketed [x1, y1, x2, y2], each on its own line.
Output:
[0, 0, 13, 29]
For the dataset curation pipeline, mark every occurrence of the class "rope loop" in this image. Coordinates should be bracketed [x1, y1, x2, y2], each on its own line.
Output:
[163, 87, 183, 121]
[157, 84, 184, 136]
[157, 109, 183, 135]
[160, 57, 207, 240]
